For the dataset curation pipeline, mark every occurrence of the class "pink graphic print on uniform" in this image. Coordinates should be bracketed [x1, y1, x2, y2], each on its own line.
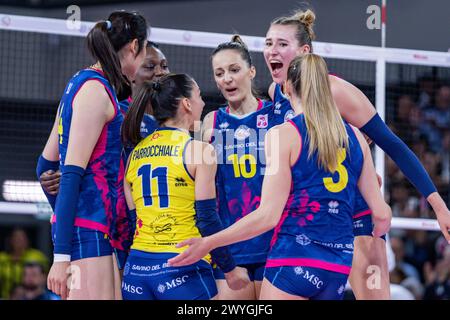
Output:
[227, 181, 261, 219]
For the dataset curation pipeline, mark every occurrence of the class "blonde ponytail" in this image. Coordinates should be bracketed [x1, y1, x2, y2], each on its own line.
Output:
[287, 54, 349, 172]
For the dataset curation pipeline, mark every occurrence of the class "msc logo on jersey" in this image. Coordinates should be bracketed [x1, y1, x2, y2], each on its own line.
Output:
[284, 110, 295, 122]
[294, 266, 304, 275]
[175, 177, 188, 187]
[234, 125, 251, 140]
[157, 284, 166, 294]
[328, 201, 340, 214]
[157, 275, 189, 293]
[122, 282, 144, 295]
[299, 270, 324, 289]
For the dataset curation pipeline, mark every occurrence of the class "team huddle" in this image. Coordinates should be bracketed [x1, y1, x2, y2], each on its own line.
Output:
[36, 9, 450, 300]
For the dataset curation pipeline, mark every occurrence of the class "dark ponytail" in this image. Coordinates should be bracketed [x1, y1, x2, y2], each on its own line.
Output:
[86, 11, 148, 96]
[122, 73, 196, 146]
[122, 81, 155, 146]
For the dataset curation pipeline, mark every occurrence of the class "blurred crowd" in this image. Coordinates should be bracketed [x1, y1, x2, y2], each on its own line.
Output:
[386, 77, 450, 300]
[0, 228, 59, 300]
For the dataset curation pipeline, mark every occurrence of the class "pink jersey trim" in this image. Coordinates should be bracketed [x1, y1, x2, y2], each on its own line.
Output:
[256, 98, 263, 111]
[353, 209, 372, 219]
[266, 258, 351, 275]
[88, 78, 118, 124]
[287, 119, 303, 167]
[226, 99, 263, 114]
[51, 216, 109, 234]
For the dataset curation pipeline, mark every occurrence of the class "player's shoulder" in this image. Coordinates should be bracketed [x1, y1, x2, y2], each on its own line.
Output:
[267, 120, 298, 142]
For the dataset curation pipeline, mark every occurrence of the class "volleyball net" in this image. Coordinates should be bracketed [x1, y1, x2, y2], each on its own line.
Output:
[0, 14, 449, 232]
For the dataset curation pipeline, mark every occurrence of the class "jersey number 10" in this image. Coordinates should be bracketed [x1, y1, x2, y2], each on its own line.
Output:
[228, 154, 257, 178]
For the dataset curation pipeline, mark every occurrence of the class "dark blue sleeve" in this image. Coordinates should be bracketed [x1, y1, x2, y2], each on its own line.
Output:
[360, 114, 436, 197]
[195, 199, 236, 273]
[36, 155, 60, 210]
[53, 165, 85, 255]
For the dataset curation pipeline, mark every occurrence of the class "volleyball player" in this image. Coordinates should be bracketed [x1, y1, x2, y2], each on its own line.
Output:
[38, 41, 172, 272]
[38, 42, 170, 200]
[262, 8, 450, 299]
[119, 41, 170, 139]
[120, 74, 249, 300]
[168, 54, 392, 300]
[38, 11, 148, 300]
[201, 35, 283, 300]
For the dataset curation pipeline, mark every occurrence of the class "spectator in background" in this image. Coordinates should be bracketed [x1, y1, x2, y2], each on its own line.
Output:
[422, 151, 446, 197]
[395, 95, 418, 142]
[417, 76, 437, 109]
[403, 230, 437, 282]
[9, 285, 26, 300]
[421, 85, 450, 152]
[410, 134, 430, 162]
[390, 237, 421, 281]
[390, 237, 425, 300]
[0, 228, 48, 299]
[423, 85, 450, 130]
[20, 263, 59, 300]
[423, 244, 450, 300]
[389, 181, 419, 219]
[440, 130, 450, 185]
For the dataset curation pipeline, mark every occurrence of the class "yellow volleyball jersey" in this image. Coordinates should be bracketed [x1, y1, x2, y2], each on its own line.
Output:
[126, 127, 208, 260]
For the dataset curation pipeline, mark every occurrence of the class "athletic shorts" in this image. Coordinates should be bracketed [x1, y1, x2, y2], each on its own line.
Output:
[264, 266, 348, 300]
[213, 262, 265, 282]
[51, 224, 113, 262]
[353, 193, 386, 240]
[122, 250, 217, 300]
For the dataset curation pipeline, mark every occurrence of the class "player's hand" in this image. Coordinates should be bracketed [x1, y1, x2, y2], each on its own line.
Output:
[40, 170, 61, 195]
[47, 261, 70, 300]
[435, 208, 450, 244]
[168, 237, 212, 267]
[372, 203, 392, 238]
[224, 266, 251, 291]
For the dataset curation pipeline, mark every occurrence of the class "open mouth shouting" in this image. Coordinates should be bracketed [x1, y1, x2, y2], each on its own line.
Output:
[269, 60, 284, 78]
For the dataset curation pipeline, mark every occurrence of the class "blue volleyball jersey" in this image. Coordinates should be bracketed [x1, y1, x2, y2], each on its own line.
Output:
[266, 114, 364, 275]
[271, 83, 296, 124]
[272, 83, 373, 222]
[54, 68, 126, 246]
[212, 99, 292, 264]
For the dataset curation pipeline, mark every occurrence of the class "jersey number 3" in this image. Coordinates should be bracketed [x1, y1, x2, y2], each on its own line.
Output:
[323, 148, 348, 193]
